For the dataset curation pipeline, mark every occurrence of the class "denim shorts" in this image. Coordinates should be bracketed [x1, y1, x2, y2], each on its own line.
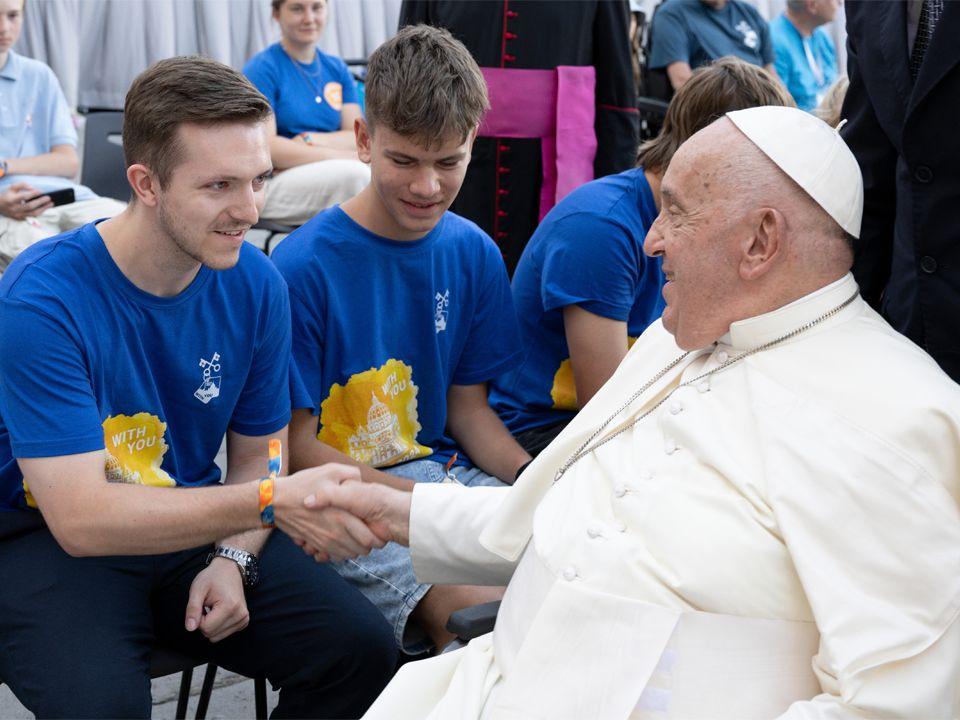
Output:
[332, 458, 506, 654]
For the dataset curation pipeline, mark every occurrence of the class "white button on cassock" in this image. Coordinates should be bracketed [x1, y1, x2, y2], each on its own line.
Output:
[614, 521, 627, 533]
[716, 350, 729, 364]
[587, 524, 603, 539]
[562, 566, 578, 581]
[669, 401, 683, 415]
[696, 380, 710, 393]
[664, 438, 678, 455]
[613, 483, 627, 498]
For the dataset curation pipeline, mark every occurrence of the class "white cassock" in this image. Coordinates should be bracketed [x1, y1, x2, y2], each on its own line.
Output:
[365, 274, 960, 720]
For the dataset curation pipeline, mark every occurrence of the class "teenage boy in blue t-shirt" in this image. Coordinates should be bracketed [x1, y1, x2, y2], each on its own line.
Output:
[0, 56, 394, 718]
[274, 25, 531, 654]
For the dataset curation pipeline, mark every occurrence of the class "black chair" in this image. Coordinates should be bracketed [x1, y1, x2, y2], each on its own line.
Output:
[1, 649, 268, 719]
[79, 110, 129, 202]
[253, 218, 297, 255]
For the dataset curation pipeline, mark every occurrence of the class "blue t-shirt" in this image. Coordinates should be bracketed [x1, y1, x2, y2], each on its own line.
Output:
[0, 225, 292, 512]
[0, 50, 95, 201]
[273, 207, 522, 469]
[769, 14, 837, 112]
[490, 168, 665, 434]
[649, 0, 774, 70]
[243, 43, 360, 138]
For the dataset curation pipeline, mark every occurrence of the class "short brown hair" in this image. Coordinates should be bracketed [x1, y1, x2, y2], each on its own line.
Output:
[637, 56, 795, 174]
[123, 55, 273, 186]
[364, 24, 489, 145]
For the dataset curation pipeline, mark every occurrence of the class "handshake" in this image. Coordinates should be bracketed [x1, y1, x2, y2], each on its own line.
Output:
[270, 464, 413, 564]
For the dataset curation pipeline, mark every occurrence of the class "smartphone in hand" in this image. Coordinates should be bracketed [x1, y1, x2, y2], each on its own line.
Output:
[26, 187, 75, 207]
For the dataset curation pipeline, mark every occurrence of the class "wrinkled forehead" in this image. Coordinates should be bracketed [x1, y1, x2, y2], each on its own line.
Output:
[662, 122, 740, 204]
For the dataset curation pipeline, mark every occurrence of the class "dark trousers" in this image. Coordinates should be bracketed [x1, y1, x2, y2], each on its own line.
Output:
[514, 419, 570, 458]
[0, 526, 397, 719]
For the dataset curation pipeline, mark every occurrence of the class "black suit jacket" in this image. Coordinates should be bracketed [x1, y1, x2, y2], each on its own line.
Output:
[842, 1, 960, 382]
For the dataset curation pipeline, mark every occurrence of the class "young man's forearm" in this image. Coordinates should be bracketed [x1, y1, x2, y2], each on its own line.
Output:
[46, 481, 263, 557]
[6, 147, 79, 179]
[448, 405, 530, 483]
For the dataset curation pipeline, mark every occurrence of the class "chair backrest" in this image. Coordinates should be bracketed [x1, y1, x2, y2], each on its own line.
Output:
[80, 110, 129, 202]
[640, 2, 675, 104]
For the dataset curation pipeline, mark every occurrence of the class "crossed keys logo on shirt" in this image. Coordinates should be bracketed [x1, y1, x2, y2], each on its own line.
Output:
[195, 352, 222, 404]
[435, 289, 450, 334]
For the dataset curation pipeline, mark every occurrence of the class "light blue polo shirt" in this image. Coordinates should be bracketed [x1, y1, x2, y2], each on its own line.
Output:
[0, 50, 94, 200]
[769, 14, 837, 112]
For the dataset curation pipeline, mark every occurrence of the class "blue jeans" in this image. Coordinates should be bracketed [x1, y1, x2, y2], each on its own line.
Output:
[0, 523, 396, 719]
[333, 458, 507, 654]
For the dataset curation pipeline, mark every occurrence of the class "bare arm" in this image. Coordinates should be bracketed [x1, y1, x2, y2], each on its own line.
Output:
[5, 145, 78, 179]
[213, 428, 288, 557]
[266, 114, 357, 170]
[21, 450, 262, 557]
[446, 383, 530, 484]
[20, 445, 382, 559]
[563, 305, 630, 408]
[288, 408, 414, 492]
[666, 61, 693, 90]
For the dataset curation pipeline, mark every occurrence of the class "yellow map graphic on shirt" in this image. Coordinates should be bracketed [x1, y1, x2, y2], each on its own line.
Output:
[101, 413, 176, 487]
[22, 412, 174, 508]
[551, 337, 639, 410]
[319, 359, 431, 468]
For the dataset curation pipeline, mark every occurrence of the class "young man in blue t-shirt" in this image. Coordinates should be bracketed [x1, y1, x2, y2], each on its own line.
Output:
[0, 56, 394, 717]
[0, 0, 125, 268]
[769, 0, 839, 112]
[649, 0, 776, 91]
[274, 25, 531, 654]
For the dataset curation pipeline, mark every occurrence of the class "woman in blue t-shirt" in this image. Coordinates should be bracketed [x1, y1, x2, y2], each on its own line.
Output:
[244, 0, 370, 225]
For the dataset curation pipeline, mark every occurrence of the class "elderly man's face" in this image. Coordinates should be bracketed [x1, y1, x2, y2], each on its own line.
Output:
[644, 132, 744, 349]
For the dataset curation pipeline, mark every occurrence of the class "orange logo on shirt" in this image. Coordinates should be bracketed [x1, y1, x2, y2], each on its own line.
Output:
[324, 82, 343, 111]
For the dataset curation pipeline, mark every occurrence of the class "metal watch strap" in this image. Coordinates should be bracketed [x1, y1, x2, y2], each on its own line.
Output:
[207, 545, 259, 588]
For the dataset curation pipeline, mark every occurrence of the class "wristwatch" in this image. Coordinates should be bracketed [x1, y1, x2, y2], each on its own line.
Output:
[206, 545, 260, 588]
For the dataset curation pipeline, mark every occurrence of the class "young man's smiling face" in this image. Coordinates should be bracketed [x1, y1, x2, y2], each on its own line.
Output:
[151, 121, 272, 270]
[355, 120, 474, 241]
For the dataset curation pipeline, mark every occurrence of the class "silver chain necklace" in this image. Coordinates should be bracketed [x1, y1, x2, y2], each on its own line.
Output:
[554, 290, 860, 483]
[284, 47, 325, 104]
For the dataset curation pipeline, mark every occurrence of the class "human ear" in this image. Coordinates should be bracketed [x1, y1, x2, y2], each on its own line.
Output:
[739, 208, 783, 280]
[126, 164, 160, 207]
[355, 118, 373, 164]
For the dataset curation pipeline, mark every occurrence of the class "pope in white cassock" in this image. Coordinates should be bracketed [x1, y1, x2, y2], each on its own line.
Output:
[315, 106, 960, 719]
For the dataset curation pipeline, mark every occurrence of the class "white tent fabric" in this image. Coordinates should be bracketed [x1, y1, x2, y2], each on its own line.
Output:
[14, 0, 402, 109]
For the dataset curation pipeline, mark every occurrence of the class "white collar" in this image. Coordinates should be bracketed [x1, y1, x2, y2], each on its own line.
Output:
[718, 273, 861, 351]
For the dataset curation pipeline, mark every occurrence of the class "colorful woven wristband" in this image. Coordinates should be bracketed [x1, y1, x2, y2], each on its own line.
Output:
[259, 477, 275, 528]
[259, 439, 282, 528]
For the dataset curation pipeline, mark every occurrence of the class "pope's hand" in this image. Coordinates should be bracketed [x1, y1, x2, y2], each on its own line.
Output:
[310, 480, 413, 548]
[273, 463, 386, 562]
